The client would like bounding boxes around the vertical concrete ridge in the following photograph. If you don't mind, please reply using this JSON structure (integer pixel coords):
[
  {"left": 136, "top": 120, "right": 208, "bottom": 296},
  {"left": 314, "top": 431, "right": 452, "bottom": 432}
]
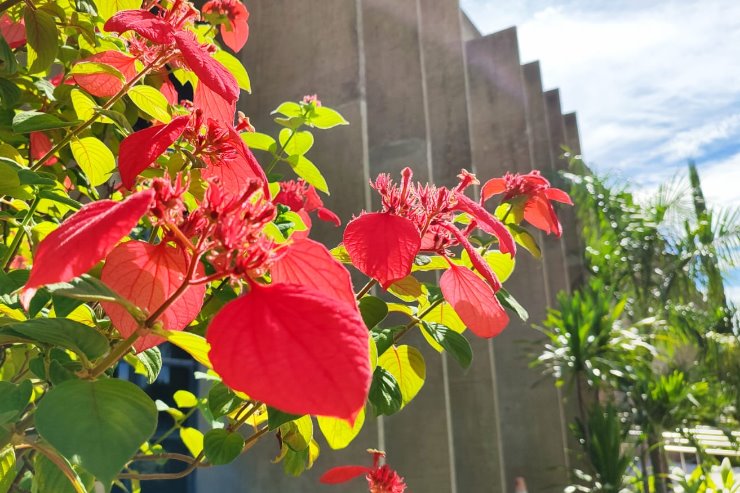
[{"left": 563, "top": 112, "right": 582, "bottom": 156}]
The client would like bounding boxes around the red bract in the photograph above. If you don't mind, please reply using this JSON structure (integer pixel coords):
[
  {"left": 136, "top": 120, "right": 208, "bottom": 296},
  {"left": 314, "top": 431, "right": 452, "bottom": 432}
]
[
  {"left": 21, "top": 189, "right": 155, "bottom": 307},
  {"left": 29, "top": 132, "right": 57, "bottom": 165},
  {"left": 104, "top": 10, "right": 173, "bottom": 45},
  {"left": 481, "top": 170, "right": 573, "bottom": 237},
  {"left": 173, "top": 31, "right": 239, "bottom": 104},
  {"left": 321, "top": 450, "right": 407, "bottom": 493},
  {"left": 439, "top": 263, "right": 509, "bottom": 338},
  {"left": 274, "top": 180, "right": 341, "bottom": 228},
  {"left": 202, "top": 0, "right": 249, "bottom": 52},
  {"left": 70, "top": 51, "right": 138, "bottom": 98},
  {"left": 206, "top": 282, "right": 370, "bottom": 420},
  {"left": 270, "top": 238, "right": 356, "bottom": 307},
  {"left": 0, "top": 14, "right": 25, "bottom": 49},
  {"left": 101, "top": 241, "right": 205, "bottom": 351},
  {"left": 344, "top": 213, "right": 421, "bottom": 289},
  {"left": 118, "top": 116, "right": 190, "bottom": 189},
  {"left": 193, "top": 80, "right": 236, "bottom": 123}
]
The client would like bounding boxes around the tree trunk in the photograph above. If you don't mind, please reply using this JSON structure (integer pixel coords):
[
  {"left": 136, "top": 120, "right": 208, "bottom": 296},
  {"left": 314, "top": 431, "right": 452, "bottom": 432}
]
[{"left": 648, "top": 432, "right": 668, "bottom": 493}]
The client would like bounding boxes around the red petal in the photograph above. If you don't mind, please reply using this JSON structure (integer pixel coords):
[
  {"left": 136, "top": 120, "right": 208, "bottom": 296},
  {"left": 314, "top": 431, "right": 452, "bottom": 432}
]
[
  {"left": 270, "top": 238, "right": 355, "bottom": 307},
  {"left": 480, "top": 178, "right": 507, "bottom": 202},
  {"left": 343, "top": 213, "right": 421, "bottom": 289},
  {"left": 453, "top": 193, "right": 516, "bottom": 256},
  {"left": 207, "top": 282, "right": 370, "bottom": 420},
  {"left": 101, "top": 241, "right": 206, "bottom": 351},
  {"left": 317, "top": 207, "right": 341, "bottom": 226},
  {"left": 320, "top": 466, "right": 372, "bottom": 484},
  {"left": 0, "top": 14, "right": 25, "bottom": 49},
  {"left": 118, "top": 116, "right": 189, "bottom": 189},
  {"left": 440, "top": 264, "right": 509, "bottom": 338},
  {"left": 544, "top": 187, "right": 573, "bottom": 205},
  {"left": 440, "top": 223, "right": 501, "bottom": 291},
  {"left": 174, "top": 31, "right": 239, "bottom": 104},
  {"left": 201, "top": 126, "right": 269, "bottom": 197},
  {"left": 30, "top": 132, "right": 57, "bottom": 165},
  {"left": 523, "top": 195, "right": 562, "bottom": 237},
  {"left": 22, "top": 189, "right": 155, "bottom": 306},
  {"left": 220, "top": 16, "right": 249, "bottom": 52},
  {"left": 104, "top": 10, "right": 173, "bottom": 44},
  {"left": 193, "top": 80, "right": 236, "bottom": 123}
]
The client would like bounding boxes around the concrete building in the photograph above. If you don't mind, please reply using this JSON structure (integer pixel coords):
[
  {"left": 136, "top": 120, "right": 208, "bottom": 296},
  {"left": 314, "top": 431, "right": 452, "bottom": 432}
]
[{"left": 197, "top": 1, "right": 585, "bottom": 492}]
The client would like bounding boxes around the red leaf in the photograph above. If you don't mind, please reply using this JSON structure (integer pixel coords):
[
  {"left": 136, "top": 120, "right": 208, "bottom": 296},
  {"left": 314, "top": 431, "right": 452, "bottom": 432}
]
[
  {"left": 174, "top": 31, "right": 239, "bottom": 104},
  {"left": 207, "top": 282, "right": 370, "bottom": 420},
  {"left": 320, "top": 466, "right": 372, "bottom": 484},
  {"left": 480, "top": 178, "right": 507, "bottom": 202},
  {"left": 0, "top": 14, "right": 25, "bottom": 49},
  {"left": 343, "top": 213, "right": 421, "bottom": 289},
  {"left": 160, "top": 78, "right": 179, "bottom": 105},
  {"left": 104, "top": 10, "right": 173, "bottom": 44},
  {"left": 441, "top": 223, "right": 501, "bottom": 291},
  {"left": 270, "top": 238, "right": 356, "bottom": 307},
  {"left": 29, "top": 132, "right": 57, "bottom": 165},
  {"left": 118, "top": 116, "right": 189, "bottom": 189},
  {"left": 440, "top": 264, "right": 509, "bottom": 338},
  {"left": 101, "top": 241, "right": 206, "bottom": 351},
  {"left": 22, "top": 189, "right": 155, "bottom": 307},
  {"left": 453, "top": 193, "right": 516, "bottom": 256},
  {"left": 201, "top": 126, "right": 268, "bottom": 197},
  {"left": 71, "top": 51, "right": 138, "bottom": 98},
  {"left": 219, "top": 9, "right": 249, "bottom": 52},
  {"left": 193, "top": 80, "right": 236, "bottom": 123}
]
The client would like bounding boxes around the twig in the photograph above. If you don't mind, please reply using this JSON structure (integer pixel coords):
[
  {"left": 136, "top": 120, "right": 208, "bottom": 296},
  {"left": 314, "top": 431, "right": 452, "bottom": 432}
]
[{"left": 356, "top": 279, "right": 378, "bottom": 300}]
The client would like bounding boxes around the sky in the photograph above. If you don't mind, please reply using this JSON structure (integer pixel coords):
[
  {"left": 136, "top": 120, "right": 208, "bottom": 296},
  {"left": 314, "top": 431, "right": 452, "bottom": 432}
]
[{"left": 461, "top": 0, "right": 740, "bottom": 301}]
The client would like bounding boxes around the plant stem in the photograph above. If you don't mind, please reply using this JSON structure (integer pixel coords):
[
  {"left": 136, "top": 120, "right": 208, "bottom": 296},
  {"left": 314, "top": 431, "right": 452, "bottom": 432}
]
[
  {"left": 28, "top": 442, "right": 87, "bottom": 493},
  {"left": 0, "top": 0, "right": 23, "bottom": 13},
  {"left": 264, "top": 130, "right": 295, "bottom": 175},
  {"left": 87, "top": 329, "right": 141, "bottom": 379},
  {"left": 31, "top": 56, "right": 163, "bottom": 171},
  {"left": 355, "top": 279, "right": 377, "bottom": 300},
  {"left": 393, "top": 297, "right": 444, "bottom": 343},
  {"left": 2, "top": 195, "right": 41, "bottom": 271}
]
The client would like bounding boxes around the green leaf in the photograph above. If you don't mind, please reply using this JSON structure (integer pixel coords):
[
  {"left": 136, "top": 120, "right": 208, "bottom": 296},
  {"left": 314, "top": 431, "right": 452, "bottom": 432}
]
[
  {"left": 267, "top": 406, "right": 301, "bottom": 431},
  {"left": 0, "top": 381, "right": 32, "bottom": 425},
  {"left": 96, "top": 109, "right": 134, "bottom": 133},
  {"left": 38, "top": 190, "right": 82, "bottom": 210},
  {"left": 281, "top": 415, "right": 312, "bottom": 452},
  {"left": 509, "top": 224, "right": 541, "bottom": 258},
  {"left": 133, "top": 347, "right": 162, "bottom": 384},
  {"left": 35, "top": 379, "right": 158, "bottom": 485},
  {"left": 358, "top": 296, "right": 388, "bottom": 329},
  {"left": 368, "top": 367, "right": 402, "bottom": 416},
  {"left": 212, "top": 50, "right": 250, "bottom": 92},
  {"left": 309, "top": 106, "right": 348, "bottom": 129},
  {"left": 0, "top": 446, "right": 15, "bottom": 493},
  {"left": 279, "top": 128, "right": 314, "bottom": 156},
  {"left": 317, "top": 407, "right": 365, "bottom": 450},
  {"left": 0, "top": 79, "right": 20, "bottom": 109},
  {"left": 272, "top": 102, "right": 302, "bottom": 118},
  {"left": 0, "top": 159, "right": 29, "bottom": 198},
  {"left": 208, "top": 382, "right": 243, "bottom": 419},
  {"left": 421, "top": 321, "right": 472, "bottom": 369},
  {"left": 0, "top": 35, "right": 17, "bottom": 77},
  {"left": 203, "top": 429, "right": 244, "bottom": 465},
  {"left": 241, "top": 132, "right": 276, "bottom": 153},
  {"left": 95, "top": 0, "right": 141, "bottom": 21},
  {"left": 12, "top": 111, "right": 78, "bottom": 133},
  {"left": 378, "top": 345, "right": 425, "bottom": 407},
  {"left": 32, "top": 453, "right": 92, "bottom": 493},
  {"left": 24, "top": 8, "right": 58, "bottom": 74},
  {"left": 70, "top": 136, "right": 115, "bottom": 186},
  {"left": 496, "top": 287, "right": 528, "bottom": 322},
  {"left": 18, "top": 169, "right": 56, "bottom": 187},
  {"left": 287, "top": 155, "right": 327, "bottom": 193},
  {"left": 370, "top": 325, "right": 403, "bottom": 357},
  {"left": 127, "top": 85, "right": 171, "bottom": 123},
  {"left": 3, "top": 318, "right": 109, "bottom": 362},
  {"left": 173, "top": 390, "right": 198, "bottom": 408}
]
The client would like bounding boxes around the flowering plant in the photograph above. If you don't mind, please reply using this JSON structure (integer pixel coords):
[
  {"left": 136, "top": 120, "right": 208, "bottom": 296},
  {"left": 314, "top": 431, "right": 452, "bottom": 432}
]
[{"left": 0, "top": 0, "right": 570, "bottom": 491}]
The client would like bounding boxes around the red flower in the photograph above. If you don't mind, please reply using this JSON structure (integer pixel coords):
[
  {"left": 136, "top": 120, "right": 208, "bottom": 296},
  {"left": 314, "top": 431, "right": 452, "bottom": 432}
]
[
  {"left": 202, "top": 0, "right": 250, "bottom": 52},
  {"left": 29, "top": 132, "right": 58, "bottom": 165},
  {"left": 320, "top": 450, "right": 407, "bottom": 493},
  {"left": 0, "top": 14, "right": 25, "bottom": 49},
  {"left": 481, "top": 170, "right": 572, "bottom": 237},
  {"left": 274, "top": 180, "right": 341, "bottom": 228}
]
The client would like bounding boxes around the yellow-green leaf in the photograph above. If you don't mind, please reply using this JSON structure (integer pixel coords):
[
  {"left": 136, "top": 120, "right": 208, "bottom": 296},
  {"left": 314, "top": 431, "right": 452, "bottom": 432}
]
[
  {"left": 317, "top": 407, "right": 365, "bottom": 450},
  {"left": 388, "top": 275, "right": 425, "bottom": 302},
  {"left": 95, "top": 0, "right": 141, "bottom": 21},
  {"left": 128, "top": 85, "right": 171, "bottom": 123},
  {"left": 412, "top": 255, "right": 452, "bottom": 272},
  {"left": 180, "top": 427, "right": 204, "bottom": 457},
  {"left": 0, "top": 446, "right": 16, "bottom": 493},
  {"left": 159, "top": 330, "right": 212, "bottom": 369},
  {"left": 213, "top": 50, "right": 250, "bottom": 93},
  {"left": 287, "top": 155, "right": 327, "bottom": 193},
  {"left": 461, "top": 249, "right": 515, "bottom": 283},
  {"left": 173, "top": 390, "right": 198, "bottom": 408},
  {"left": 69, "top": 136, "right": 114, "bottom": 186},
  {"left": 330, "top": 245, "right": 351, "bottom": 263},
  {"left": 70, "top": 89, "right": 113, "bottom": 124},
  {"left": 25, "top": 8, "right": 58, "bottom": 74},
  {"left": 419, "top": 301, "right": 465, "bottom": 352},
  {"left": 281, "top": 415, "right": 313, "bottom": 452},
  {"left": 378, "top": 345, "right": 425, "bottom": 407}
]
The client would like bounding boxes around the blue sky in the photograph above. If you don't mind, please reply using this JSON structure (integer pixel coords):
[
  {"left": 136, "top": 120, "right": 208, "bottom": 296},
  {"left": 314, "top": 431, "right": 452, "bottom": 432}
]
[{"left": 462, "top": 0, "right": 740, "bottom": 303}]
